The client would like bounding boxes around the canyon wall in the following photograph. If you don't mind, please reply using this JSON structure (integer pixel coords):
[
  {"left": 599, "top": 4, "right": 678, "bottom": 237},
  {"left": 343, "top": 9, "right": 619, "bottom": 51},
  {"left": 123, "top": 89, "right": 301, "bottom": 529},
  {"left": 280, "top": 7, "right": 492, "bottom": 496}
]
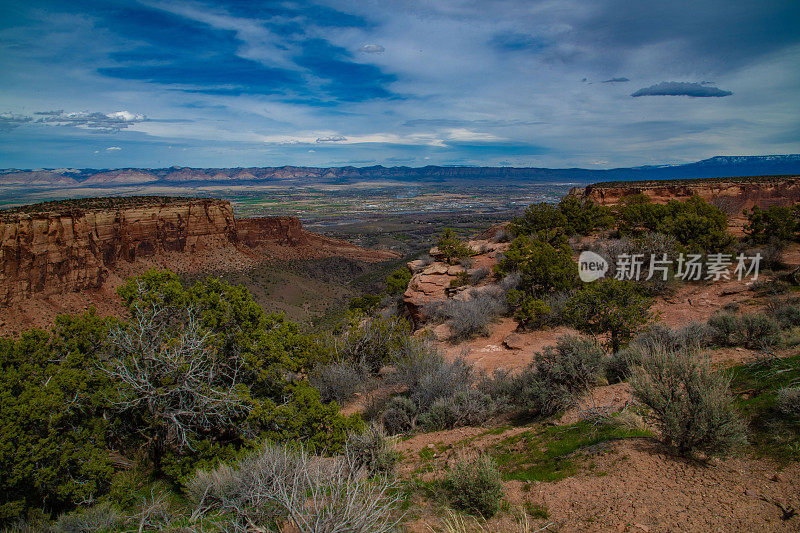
[
  {"left": 0, "top": 199, "right": 369, "bottom": 305},
  {"left": 0, "top": 199, "right": 237, "bottom": 304},
  {"left": 236, "top": 216, "right": 307, "bottom": 246},
  {"left": 570, "top": 177, "right": 800, "bottom": 214}
]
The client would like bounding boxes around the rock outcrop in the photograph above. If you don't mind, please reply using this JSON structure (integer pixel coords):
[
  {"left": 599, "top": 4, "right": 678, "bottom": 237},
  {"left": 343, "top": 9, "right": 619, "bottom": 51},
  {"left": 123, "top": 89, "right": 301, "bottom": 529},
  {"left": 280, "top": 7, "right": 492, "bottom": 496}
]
[
  {"left": 236, "top": 217, "right": 307, "bottom": 246},
  {"left": 403, "top": 236, "right": 508, "bottom": 323},
  {"left": 0, "top": 198, "right": 394, "bottom": 305},
  {"left": 570, "top": 176, "right": 800, "bottom": 215}
]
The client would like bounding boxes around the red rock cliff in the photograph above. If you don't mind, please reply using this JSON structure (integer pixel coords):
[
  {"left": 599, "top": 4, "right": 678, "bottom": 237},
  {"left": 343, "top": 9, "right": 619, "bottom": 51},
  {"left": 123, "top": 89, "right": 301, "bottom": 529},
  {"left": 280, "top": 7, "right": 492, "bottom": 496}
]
[
  {"left": 570, "top": 176, "right": 800, "bottom": 214},
  {"left": 0, "top": 199, "right": 239, "bottom": 304},
  {"left": 236, "top": 217, "right": 307, "bottom": 246}
]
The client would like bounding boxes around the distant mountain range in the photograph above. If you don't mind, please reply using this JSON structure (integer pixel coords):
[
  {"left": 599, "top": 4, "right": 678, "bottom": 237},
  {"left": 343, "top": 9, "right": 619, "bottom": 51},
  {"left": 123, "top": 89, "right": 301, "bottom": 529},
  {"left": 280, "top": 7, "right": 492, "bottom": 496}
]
[{"left": 2, "top": 155, "right": 799, "bottom": 188}]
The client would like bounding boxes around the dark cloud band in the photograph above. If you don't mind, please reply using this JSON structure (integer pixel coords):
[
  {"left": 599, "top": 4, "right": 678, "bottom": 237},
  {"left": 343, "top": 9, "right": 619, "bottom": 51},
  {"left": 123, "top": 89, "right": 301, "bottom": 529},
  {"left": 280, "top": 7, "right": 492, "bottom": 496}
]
[{"left": 631, "top": 81, "right": 733, "bottom": 97}]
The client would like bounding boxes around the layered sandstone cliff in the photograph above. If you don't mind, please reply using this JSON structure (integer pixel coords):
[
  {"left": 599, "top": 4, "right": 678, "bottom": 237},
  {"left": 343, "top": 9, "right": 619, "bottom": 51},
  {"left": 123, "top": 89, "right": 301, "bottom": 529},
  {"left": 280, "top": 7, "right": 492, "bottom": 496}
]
[
  {"left": 570, "top": 176, "right": 800, "bottom": 214},
  {"left": 0, "top": 198, "right": 394, "bottom": 305},
  {"left": 237, "top": 216, "right": 306, "bottom": 246},
  {"left": 0, "top": 199, "right": 237, "bottom": 304}
]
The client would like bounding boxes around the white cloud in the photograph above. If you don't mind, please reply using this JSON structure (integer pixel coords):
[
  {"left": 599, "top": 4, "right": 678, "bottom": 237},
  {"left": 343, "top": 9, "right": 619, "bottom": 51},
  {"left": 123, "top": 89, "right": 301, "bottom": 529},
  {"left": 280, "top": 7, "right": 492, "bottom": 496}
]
[
  {"left": 358, "top": 44, "right": 385, "bottom": 54},
  {"left": 106, "top": 111, "right": 145, "bottom": 121}
]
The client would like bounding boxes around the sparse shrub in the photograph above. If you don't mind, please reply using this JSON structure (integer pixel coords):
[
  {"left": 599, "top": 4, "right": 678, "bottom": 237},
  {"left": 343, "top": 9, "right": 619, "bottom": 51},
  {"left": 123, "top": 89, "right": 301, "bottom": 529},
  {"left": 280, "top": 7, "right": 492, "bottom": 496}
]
[
  {"left": 630, "top": 349, "right": 747, "bottom": 456},
  {"left": 531, "top": 335, "right": 605, "bottom": 404},
  {"left": 708, "top": 312, "right": 739, "bottom": 346},
  {"left": 445, "top": 456, "right": 504, "bottom": 518},
  {"left": 345, "top": 423, "right": 399, "bottom": 476},
  {"left": 776, "top": 387, "right": 800, "bottom": 418},
  {"left": 771, "top": 301, "right": 800, "bottom": 329},
  {"left": 737, "top": 313, "right": 781, "bottom": 349},
  {"left": 708, "top": 312, "right": 780, "bottom": 349},
  {"left": 634, "top": 322, "right": 710, "bottom": 354},
  {"left": 492, "top": 228, "right": 511, "bottom": 243},
  {"left": 542, "top": 290, "right": 575, "bottom": 326},
  {"left": 566, "top": 279, "right": 654, "bottom": 352},
  {"left": 750, "top": 278, "right": 791, "bottom": 296},
  {"left": 328, "top": 315, "right": 415, "bottom": 373},
  {"left": 310, "top": 360, "right": 370, "bottom": 404},
  {"left": 417, "top": 399, "right": 457, "bottom": 431},
  {"left": 740, "top": 239, "right": 786, "bottom": 270},
  {"left": 408, "top": 357, "right": 475, "bottom": 412},
  {"left": 51, "top": 504, "right": 123, "bottom": 533},
  {"left": 385, "top": 267, "right": 412, "bottom": 296},
  {"left": 723, "top": 302, "right": 740, "bottom": 312},
  {"left": 450, "top": 271, "right": 471, "bottom": 288},
  {"left": 606, "top": 408, "right": 646, "bottom": 432},
  {"left": 349, "top": 293, "right": 383, "bottom": 313},
  {"left": 381, "top": 396, "right": 417, "bottom": 435},
  {"left": 387, "top": 340, "right": 477, "bottom": 418},
  {"left": 510, "top": 203, "right": 568, "bottom": 242},
  {"left": 448, "top": 389, "right": 496, "bottom": 427},
  {"left": 487, "top": 335, "right": 605, "bottom": 417},
  {"left": 470, "top": 266, "right": 490, "bottom": 284},
  {"left": 745, "top": 205, "right": 800, "bottom": 244},
  {"left": 436, "top": 288, "right": 507, "bottom": 342},
  {"left": 188, "top": 442, "right": 400, "bottom": 533},
  {"left": 604, "top": 322, "right": 710, "bottom": 384},
  {"left": 556, "top": 195, "right": 615, "bottom": 235},
  {"left": 509, "top": 294, "right": 551, "bottom": 329},
  {"left": 437, "top": 229, "right": 475, "bottom": 264},
  {"left": 589, "top": 233, "right": 679, "bottom": 295},
  {"left": 678, "top": 322, "right": 714, "bottom": 351},
  {"left": 618, "top": 195, "right": 734, "bottom": 253},
  {"left": 498, "top": 272, "right": 521, "bottom": 292},
  {"left": 604, "top": 346, "right": 643, "bottom": 384},
  {"left": 418, "top": 390, "right": 496, "bottom": 431},
  {"left": 495, "top": 236, "right": 578, "bottom": 296},
  {"left": 511, "top": 197, "right": 612, "bottom": 239}
]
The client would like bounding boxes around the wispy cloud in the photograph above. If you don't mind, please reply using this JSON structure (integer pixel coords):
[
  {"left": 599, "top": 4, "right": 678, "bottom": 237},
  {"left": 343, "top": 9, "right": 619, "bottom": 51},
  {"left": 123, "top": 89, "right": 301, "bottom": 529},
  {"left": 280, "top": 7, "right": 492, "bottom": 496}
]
[
  {"left": 0, "top": 113, "right": 33, "bottom": 132},
  {"left": 0, "top": 110, "right": 147, "bottom": 133},
  {"left": 0, "top": 0, "right": 797, "bottom": 168},
  {"left": 358, "top": 44, "right": 385, "bottom": 53}
]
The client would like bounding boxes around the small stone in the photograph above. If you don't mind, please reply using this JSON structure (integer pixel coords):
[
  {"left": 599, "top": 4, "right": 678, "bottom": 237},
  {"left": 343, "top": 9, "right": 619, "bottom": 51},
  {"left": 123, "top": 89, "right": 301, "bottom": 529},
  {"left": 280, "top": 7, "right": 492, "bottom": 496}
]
[
  {"left": 377, "top": 365, "right": 396, "bottom": 378},
  {"left": 432, "top": 323, "right": 451, "bottom": 341},
  {"left": 423, "top": 263, "right": 449, "bottom": 275},
  {"left": 503, "top": 333, "right": 525, "bottom": 350},
  {"left": 407, "top": 259, "right": 428, "bottom": 273}
]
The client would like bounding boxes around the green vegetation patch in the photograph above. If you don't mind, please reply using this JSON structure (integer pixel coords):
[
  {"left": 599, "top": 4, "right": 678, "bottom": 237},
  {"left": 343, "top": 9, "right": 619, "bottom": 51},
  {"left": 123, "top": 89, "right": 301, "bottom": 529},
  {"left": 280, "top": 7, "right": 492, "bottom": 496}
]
[
  {"left": 490, "top": 420, "right": 652, "bottom": 483},
  {"left": 730, "top": 353, "right": 800, "bottom": 462}
]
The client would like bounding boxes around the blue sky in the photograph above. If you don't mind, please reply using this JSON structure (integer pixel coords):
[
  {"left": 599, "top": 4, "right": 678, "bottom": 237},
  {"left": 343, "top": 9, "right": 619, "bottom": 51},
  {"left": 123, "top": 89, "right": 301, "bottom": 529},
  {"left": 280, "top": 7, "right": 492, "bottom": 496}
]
[{"left": 1, "top": 0, "right": 799, "bottom": 169}]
